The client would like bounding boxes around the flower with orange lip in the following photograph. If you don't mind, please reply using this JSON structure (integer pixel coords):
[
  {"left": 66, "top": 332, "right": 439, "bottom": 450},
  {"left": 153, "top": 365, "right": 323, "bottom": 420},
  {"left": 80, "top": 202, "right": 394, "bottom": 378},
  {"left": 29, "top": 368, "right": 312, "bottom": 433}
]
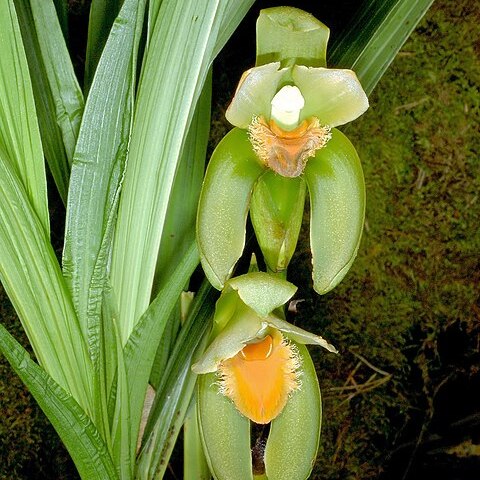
[
  {"left": 193, "top": 271, "right": 337, "bottom": 480},
  {"left": 197, "top": 7, "right": 369, "bottom": 296},
  {"left": 192, "top": 272, "right": 336, "bottom": 424}
]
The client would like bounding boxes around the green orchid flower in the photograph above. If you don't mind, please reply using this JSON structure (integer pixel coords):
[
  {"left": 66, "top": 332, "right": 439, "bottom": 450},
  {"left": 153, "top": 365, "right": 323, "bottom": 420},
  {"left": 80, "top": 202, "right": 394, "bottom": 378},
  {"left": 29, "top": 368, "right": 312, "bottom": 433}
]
[
  {"left": 197, "top": 7, "right": 368, "bottom": 294},
  {"left": 192, "top": 272, "right": 336, "bottom": 480}
]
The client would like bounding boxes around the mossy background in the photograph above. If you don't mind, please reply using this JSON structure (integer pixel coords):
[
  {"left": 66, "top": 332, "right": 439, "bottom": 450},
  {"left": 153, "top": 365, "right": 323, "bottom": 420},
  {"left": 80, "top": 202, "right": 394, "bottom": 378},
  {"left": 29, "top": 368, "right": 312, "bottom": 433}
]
[{"left": 1, "top": 0, "right": 479, "bottom": 478}]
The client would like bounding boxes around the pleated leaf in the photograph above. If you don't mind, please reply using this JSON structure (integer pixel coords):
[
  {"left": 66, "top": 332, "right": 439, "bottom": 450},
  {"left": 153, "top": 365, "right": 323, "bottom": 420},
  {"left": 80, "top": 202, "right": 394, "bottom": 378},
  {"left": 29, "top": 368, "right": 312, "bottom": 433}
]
[
  {"left": 0, "top": 0, "right": 49, "bottom": 232},
  {"left": 84, "top": 0, "right": 123, "bottom": 92},
  {"left": 13, "top": 0, "right": 71, "bottom": 203},
  {"left": 0, "top": 148, "right": 94, "bottom": 416},
  {"left": 136, "top": 282, "right": 216, "bottom": 478},
  {"left": 122, "top": 241, "right": 200, "bottom": 466},
  {"left": 29, "top": 0, "right": 84, "bottom": 166},
  {"left": 63, "top": 0, "right": 146, "bottom": 367},
  {"left": 0, "top": 325, "right": 118, "bottom": 480},
  {"left": 149, "top": 75, "right": 212, "bottom": 388},
  {"left": 110, "top": 0, "right": 254, "bottom": 344},
  {"left": 153, "top": 73, "right": 212, "bottom": 293},
  {"left": 329, "top": 0, "right": 435, "bottom": 95}
]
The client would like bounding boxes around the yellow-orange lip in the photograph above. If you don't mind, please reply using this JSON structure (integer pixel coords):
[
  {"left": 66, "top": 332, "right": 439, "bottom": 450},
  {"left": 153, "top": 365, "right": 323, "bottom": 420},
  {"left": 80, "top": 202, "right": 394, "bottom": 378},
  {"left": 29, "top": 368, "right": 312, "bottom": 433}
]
[
  {"left": 218, "top": 331, "right": 301, "bottom": 424},
  {"left": 248, "top": 116, "right": 331, "bottom": 177}
]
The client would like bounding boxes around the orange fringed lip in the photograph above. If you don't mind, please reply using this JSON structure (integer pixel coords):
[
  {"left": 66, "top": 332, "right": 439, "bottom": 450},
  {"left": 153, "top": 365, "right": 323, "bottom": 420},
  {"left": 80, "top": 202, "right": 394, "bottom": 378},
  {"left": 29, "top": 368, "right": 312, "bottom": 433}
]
[
  {"left": 218, "top": 331, "right": 301, "bottom": 424},
  {"left": 248, "top": 116, "right": 331, "bottom": 178}
]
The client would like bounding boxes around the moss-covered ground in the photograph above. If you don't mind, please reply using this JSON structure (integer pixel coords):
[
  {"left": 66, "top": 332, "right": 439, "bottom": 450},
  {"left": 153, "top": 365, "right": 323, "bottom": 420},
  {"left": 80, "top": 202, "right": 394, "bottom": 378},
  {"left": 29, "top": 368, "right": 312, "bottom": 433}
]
[
  {"left": 1, "top": 0, "right": 479, "bottom": 478},
  {"left": 298, "top": 1, "right": 479, "bottom": 478}
]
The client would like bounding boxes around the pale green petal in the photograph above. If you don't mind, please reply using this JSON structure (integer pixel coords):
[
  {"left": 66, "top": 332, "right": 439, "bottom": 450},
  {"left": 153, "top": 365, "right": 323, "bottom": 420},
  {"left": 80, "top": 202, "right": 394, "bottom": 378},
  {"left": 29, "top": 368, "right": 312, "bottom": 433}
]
[
  {"left": 225, "top": 62, "right": 286, "bottom": 128},
  {"left": 191, "top": 305, "right": 266, "bottom": 374},
  {"left": 266, "top": 316, "right": 337, "bottom": 353},
  {"left": 197, "top": 373, "right": 252, "bottom": 480},
  {"left": 293, "top": 65, "right": 368, "bottom": 127},
  {"left": 304, "top": 129, "right": 365, "bottom": 295},
  {"left": 265, "top": 344, "right": 321, "bottom": 480},
  {"left": 212, "top": 289, "right": 239, "bottom": 334},
  {"left": 226, "top": 272, "right": 297, "bottom": 317},
  {"left": 197, "top": 128, "right": 264, "bottom": 290}
]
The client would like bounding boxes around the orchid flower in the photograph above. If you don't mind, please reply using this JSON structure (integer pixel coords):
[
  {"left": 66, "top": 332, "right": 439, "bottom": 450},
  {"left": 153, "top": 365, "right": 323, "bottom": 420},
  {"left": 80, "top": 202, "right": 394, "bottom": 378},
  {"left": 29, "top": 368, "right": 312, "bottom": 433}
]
[
  {"left": 197, "top": 7, "right": 368, "bottom": 294},
  {"left": 192, "top": 272, "right": 336, "bottom": 479}
]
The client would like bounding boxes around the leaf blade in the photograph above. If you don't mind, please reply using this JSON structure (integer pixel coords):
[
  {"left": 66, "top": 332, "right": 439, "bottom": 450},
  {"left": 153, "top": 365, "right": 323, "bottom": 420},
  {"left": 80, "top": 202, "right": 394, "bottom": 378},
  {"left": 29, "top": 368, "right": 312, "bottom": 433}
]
[
  {"left": 0, "top": 324, "right": 118, "bottom": 480},
  {"left": 0, "top": 147, "right": 94, "bottom": 416},
  {"left": 329, "top": 0, "right": 435, "bottom": 95},
  {"left": 110, "top": 0, "right": 254, "bottom": 342},
  {"left": 63, "top": 0, "right": 147, "bottom": 366},
  {"left": 13, "top": 0, "right": 71, "bottom": 203},
  {"left": 0, "top": 0, "right": 49, "bottom": 231},
  {"left": 29, "top": 0, "right": 84, "bottom": 164}
]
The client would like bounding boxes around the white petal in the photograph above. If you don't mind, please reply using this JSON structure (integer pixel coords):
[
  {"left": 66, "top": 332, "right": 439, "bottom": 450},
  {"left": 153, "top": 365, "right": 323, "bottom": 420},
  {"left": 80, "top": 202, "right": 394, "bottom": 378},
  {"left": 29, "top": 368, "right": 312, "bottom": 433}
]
[
  {"left": 293, "top": 65, "right": 369, "bottom": 127},
  {"left": 225, "top": 62, "right": 286, "bottom": 128},
  {"left": 192, "top": 307, "right": 267, "bottom": 374}
]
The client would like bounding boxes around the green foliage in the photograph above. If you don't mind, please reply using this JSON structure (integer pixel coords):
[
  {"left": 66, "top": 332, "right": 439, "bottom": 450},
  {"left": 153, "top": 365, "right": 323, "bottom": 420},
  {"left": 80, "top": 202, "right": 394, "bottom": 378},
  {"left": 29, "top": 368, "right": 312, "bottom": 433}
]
[{"left": 2, "top": 0, "right": 476, "bottom": 478}]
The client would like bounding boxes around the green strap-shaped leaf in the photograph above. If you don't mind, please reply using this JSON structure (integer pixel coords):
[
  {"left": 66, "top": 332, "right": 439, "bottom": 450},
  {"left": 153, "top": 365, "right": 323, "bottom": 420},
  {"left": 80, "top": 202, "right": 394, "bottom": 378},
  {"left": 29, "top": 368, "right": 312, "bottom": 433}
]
[
  {"left": 149, "top": 74, "right": 212, "bottom": 389},
  {"left": 212, "top": 0, "right": 255, "bottom": 60},
  {"left": 63, "top": 0, "right": 147, "bottom": 367},
  {"left": 329, "top": 0, "right": 435, "bottom": 95},
  {"left": 0, "top": 0, "right": 49, "bottom": 232},
  {"left": 136, "top": 281, "right": 216, "bottom": 478},
  {"left": 110, "top": 0, "right": 254, "bottom": 343},
  {"left": 123, "top": 241, "right": 199, "bottom": 465},
  {"left": 0, "top": 324, "right": 118, "bottom": 480},
  {"left": 197, "top": 128, "right": 264, "bottom": 290},
  {"left": 52, "top": 0, "right": 68, "bottom": 38},
  {"left": 265, "top": 344, "right": 321, "bottom": 480},
  {"left": 197, "top": 373, "right": 253, "bottom": 480},
  {"left": 0, "top": 148, "right": 94, "bottom": 415},
  {"left": 84, "top": 0, "right": 123, "bottom": 92},
  {"left": 154, "top": 72, "right": 212, "bottom": 294},
  {"left": 13, "top": 0, "right": 71, "bottom": 203},
  {"left": 110, "top": 320, "right": 133, "bottom": 479},
  {"left": 304, "top": 128, "right": 365, "bottom": 295},
  {"left": 29, "top": 0, "right": 84, "bottom": 165}
]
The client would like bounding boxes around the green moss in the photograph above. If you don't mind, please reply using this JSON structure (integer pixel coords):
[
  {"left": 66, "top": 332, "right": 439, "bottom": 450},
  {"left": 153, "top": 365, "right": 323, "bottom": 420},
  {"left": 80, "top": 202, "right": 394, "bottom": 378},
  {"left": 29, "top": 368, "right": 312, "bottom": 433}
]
[{"left": 290, "top": 0, "right": 480, "bottom": 477}]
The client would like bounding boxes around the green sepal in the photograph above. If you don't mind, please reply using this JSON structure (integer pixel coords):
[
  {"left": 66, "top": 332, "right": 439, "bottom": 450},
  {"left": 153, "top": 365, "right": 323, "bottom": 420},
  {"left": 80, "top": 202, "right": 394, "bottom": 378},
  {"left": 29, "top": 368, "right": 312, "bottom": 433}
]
[
  {"left": 265, "top": 344, "right": 321, "bottom": 480},
  {"left": 256, "top": 7, "right": 330, "bottom": 68},
  {"left": 250, "top": 172, "right": 306, "bottom": 273},
  {"left": 226, "top": 271, "right": 297, "bottom": 318},
  {"left": 197, "top": 372, "right": 253, "bottom": 480},
  {"left": 304, "top": 128, "right": 365, "bottom": 294},
  {"left": 197, "top": 128, "right": 264, "bottom": 290}
]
